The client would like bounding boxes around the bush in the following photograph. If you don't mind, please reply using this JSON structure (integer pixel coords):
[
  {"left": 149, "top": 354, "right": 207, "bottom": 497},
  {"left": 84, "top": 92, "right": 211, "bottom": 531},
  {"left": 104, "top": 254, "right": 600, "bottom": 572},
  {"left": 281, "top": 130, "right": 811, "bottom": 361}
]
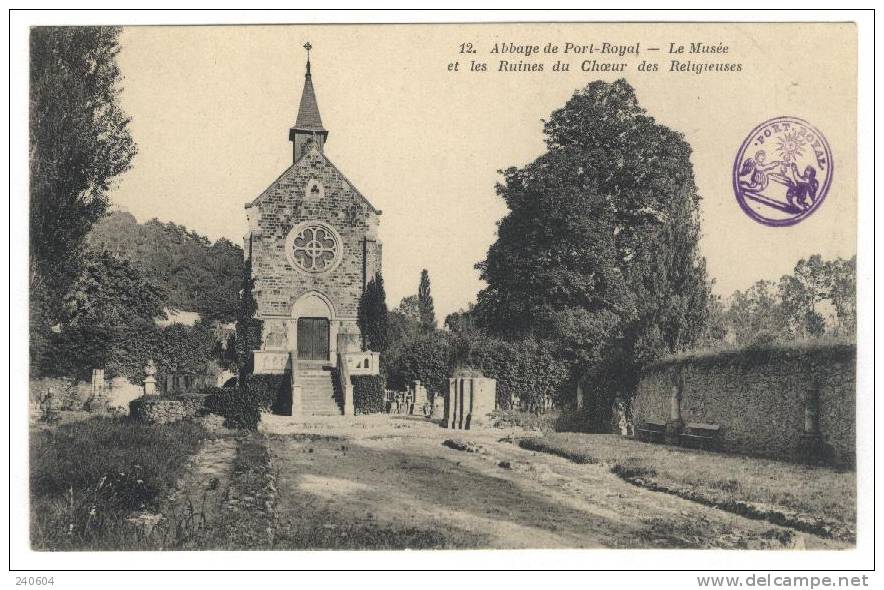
[
  {"left": 385, "top": 330, "right": 570, "bottom": 412},
  {"left": 465, "top": 336, "right": 569, "bottom": 411},
  {"left": 203, "top": 386, "right": 260, "bottom": 430},
  {"left": 384, "top": 331, "right": 452, "bottom": 394},
  {"left": 353, "top": 375, "right": 385, "bottom": 414},
  {"left": 246, "top": 374, "right": 290, "bottom": 414}
]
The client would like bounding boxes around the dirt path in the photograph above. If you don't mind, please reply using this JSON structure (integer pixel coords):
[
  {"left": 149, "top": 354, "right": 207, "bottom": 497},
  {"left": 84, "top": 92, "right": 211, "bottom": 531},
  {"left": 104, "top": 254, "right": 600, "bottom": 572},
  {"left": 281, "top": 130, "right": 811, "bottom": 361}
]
[
  {"left": 160, "top": 433, "right": 239, "bottom": 548},
  {"left": 261, "top": 416, "right": 848, "bottom": 550}
]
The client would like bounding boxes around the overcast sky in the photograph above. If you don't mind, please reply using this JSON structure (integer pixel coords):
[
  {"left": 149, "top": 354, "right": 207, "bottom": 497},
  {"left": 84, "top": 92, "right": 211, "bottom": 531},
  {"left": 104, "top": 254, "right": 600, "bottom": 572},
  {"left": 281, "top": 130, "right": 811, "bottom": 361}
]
[{"left": 109, "top": 24, "right": 857, "bottom": 320}]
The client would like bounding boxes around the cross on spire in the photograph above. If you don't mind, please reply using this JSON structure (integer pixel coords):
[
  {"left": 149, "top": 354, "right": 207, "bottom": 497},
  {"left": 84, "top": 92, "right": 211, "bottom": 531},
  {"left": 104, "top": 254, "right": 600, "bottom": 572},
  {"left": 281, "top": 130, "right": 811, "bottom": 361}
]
[{"left": 290, "top": 41, "right": 327, "bottom": 162}]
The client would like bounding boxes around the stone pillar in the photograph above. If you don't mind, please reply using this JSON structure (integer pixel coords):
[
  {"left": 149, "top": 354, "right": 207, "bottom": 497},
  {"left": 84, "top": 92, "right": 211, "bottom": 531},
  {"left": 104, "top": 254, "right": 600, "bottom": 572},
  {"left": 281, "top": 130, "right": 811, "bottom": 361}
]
[
  {"left": 290, "top": 356, "right": 302, "bottom": 417},
  {"left": 286, "top": 320, "right": 297, "bottom": 353},
  {"left": 413, "top": 380, "right": 428, "bottom": 407},
  {"left": 328, "top": 320, "right": 339, "bottom": 366},
  {"left": 666, "top": 370, "right": 684, "bottom": 444},
  {"left": 444, "top": 376, "right": 496, "bottom": 429},
  {"left": 143, "top": 360, "right": 158, "bottom": 396},
  {"left": 799, "top": 383, "right": 823, "bottom": 459},
  {"left": 342, "top": 383, "right": 354, "bottom": 416}
]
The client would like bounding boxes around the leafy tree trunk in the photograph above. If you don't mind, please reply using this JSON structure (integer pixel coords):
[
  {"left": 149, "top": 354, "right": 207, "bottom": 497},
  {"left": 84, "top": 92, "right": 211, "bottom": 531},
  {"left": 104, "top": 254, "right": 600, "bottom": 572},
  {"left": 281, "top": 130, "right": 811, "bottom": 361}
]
[
  {"left": 235, "top": 259, "right": 262, "bottom": 381},
  {"left": 358, "top": 272, "right": 389, "bottom": 353},
  {"left": 29, "top": 26, "right": 136, "bottom": 377},
  {"left": 30, "top": 26, "right": 136, "bottom": 308}
]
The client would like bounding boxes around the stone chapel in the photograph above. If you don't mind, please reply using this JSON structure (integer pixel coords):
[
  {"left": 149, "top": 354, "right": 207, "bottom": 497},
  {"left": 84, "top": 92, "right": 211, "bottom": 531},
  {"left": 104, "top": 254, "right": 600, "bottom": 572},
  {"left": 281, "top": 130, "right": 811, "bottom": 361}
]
[{"left": 244, "top": 48, "right": 382, "bottom": 416}]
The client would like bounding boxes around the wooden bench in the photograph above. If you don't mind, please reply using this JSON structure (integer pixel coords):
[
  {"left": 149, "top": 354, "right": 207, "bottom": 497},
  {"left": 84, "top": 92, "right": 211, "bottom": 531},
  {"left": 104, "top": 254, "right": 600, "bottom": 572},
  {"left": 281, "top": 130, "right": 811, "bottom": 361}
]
[
  {"left": 680, "top": 422, "right": 721, "bottom": 450},
  {"left": 635, "top": 419, "right": 667, "bottom": 444}
]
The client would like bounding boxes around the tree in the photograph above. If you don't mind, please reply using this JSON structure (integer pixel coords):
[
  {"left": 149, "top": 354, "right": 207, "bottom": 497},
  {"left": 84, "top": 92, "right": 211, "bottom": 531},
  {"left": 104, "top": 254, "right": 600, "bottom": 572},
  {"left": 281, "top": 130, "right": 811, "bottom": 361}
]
[
  {"left": 358, "top": 272, "right": 389, "bottom": 353},
  {"left": 444, "top": 305, "right": 479, "bottom": 335},
  {"left": 30, "top": 27, "right": 136, "bottom": 307},
  {"left": 396, "top": 295, "right": 421, "bottom": 323},
  {"left": 827, "top": 256, "right": 857, "bottom": 336},
  {"left": 234, "top": 259, "right": 262, "bottom": 378},
  {"left": 726, "top": 280, "right": 787, "bottom": 345},
  {"left": 779, "top": 255, "right": 828, "bottom": 339},
  {"left": 49, "top": 250, "right": 165, "bottom": 380},
  {"left": 87, "top": 212, "right": 244, "bottom": 322},
  {"left": 475, "top": 79, "right": 710, "bottom": 376},
  {"left": 418, "top": 269, "right": 436, "bottom": 330}
]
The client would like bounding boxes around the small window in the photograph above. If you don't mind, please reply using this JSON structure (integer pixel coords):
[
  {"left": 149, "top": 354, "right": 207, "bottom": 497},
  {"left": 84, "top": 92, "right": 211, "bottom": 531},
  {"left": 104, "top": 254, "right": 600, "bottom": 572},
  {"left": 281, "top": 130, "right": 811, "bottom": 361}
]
[{"left": 305, "top": 179, "right": 324, "bottom": 199}]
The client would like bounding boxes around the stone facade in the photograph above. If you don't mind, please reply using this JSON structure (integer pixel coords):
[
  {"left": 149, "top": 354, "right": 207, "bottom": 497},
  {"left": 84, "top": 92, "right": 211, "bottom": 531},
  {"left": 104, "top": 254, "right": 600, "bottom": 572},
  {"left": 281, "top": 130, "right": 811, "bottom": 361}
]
[
  {"left": 244, "top": 57, "right": 381, "bottom": 366},
  {"left": 444, "top": 377, "right": 497, "bottom": 430}
]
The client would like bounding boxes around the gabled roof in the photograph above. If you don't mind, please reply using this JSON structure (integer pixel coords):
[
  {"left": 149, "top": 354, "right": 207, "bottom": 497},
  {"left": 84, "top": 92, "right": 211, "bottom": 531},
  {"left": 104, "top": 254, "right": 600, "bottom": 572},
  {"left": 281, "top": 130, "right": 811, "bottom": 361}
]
[{"left": 245, "top": 147, "right": 380, "bottom": 215}]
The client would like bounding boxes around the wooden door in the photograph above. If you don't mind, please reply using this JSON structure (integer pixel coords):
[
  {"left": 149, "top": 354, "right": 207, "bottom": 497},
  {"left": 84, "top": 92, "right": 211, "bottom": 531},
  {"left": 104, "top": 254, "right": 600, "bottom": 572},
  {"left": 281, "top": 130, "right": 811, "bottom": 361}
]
[{"left": 297, "top": 317, "right": 330, "bottom": 360}]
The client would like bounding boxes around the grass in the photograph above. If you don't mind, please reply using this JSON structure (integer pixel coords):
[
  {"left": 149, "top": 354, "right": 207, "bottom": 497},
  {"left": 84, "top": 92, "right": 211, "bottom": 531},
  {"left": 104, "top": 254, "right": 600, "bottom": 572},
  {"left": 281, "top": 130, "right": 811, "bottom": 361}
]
[
  {"left": 489, "top": 408, "right": 562, "bottom": 432},
  {"left": 519, "top": 433, "right": 856, "bottom": 542},
  {"left": 207, "top": 435, "right": 276, "bottom": 550},
  {"left": 30, "top": 416, "right": 209, "bottom": 550}
]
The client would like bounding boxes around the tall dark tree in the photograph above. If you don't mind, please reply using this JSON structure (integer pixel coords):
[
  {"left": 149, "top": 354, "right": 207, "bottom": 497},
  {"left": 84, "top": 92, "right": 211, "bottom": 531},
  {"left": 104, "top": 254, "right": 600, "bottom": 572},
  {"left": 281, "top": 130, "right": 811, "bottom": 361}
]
[
  {"left": 475, "top": 79, "right": 710, "bottom": 391},
  {"left": 475, "top": 80, "right": 710, "bottom": 409},
  {"left": 234, "top": 259, "right": 262, "bottom": 378},
  {"left": 30, "top": 27, "right": 136, "bottom": 305},
  {"left": 418, "top": 269, "right": 436, "bottom": 330},
  {"left": 358, "top": 272, "right": 389, "bottom": 353}
]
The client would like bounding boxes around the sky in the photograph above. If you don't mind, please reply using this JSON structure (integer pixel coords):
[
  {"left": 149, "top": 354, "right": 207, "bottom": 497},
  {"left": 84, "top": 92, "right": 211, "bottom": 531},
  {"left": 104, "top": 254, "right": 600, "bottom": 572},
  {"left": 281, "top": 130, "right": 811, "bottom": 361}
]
[{"left": 109, "top": 24, "right": 857, "bottom": 320}]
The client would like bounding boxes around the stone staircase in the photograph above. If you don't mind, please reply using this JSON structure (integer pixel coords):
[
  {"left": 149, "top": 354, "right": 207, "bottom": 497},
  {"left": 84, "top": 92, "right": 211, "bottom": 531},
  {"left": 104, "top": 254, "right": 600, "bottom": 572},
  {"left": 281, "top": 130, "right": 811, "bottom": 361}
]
[{"left": 295, "top": 362, "right": 343, "bottom": 416}]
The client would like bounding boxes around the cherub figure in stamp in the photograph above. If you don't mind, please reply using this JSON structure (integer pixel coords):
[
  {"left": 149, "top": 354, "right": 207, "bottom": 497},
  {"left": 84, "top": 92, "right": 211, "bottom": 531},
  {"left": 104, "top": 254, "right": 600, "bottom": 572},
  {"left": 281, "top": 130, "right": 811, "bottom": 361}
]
[
  {"left": 738, "top": 149, "right": 783, "bottom": 192},
  {"left": 733, "top": 117, "right": 833, "bottom": 227}
]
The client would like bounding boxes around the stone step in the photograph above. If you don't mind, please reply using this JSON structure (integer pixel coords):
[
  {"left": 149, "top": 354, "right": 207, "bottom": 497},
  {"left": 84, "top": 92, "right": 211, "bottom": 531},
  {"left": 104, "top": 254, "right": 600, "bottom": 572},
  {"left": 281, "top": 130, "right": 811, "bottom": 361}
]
[
  {"left": 301, "top": 387, "right": 335, "bottom": 394},
  {"left": 293, "top": 369, "right": 341, "bottom": 416}
]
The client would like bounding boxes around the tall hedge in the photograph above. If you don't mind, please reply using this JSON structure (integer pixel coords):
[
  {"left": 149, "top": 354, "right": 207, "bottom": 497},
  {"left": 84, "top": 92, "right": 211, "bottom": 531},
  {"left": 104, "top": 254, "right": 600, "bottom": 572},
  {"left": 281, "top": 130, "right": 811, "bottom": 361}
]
[
  {"left": 384, "top": 330, "right": 569, "bottom": 412},
  {"left": 465, "top": 336, "right": 569, "bottom": 411},
  {"left": 384, "top": 331, "right": 452, "bottom": 393},
  {"left": 353, "top": 375, "right": 385, "bottom": 414}
]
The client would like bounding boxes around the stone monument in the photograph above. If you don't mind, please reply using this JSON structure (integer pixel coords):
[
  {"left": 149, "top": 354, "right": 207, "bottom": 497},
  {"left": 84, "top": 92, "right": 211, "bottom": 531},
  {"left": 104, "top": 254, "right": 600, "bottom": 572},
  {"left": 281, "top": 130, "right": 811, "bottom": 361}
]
[{"left": 143, "top": 360, "right": 158, "bottom": 396}]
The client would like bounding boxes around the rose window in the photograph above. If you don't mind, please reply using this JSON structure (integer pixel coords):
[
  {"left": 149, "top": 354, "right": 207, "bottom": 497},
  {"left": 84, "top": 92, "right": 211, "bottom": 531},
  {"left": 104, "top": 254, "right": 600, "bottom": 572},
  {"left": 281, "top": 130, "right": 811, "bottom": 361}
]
[{"left": 286, "top": 222, "right": 342, "bottom": 274}]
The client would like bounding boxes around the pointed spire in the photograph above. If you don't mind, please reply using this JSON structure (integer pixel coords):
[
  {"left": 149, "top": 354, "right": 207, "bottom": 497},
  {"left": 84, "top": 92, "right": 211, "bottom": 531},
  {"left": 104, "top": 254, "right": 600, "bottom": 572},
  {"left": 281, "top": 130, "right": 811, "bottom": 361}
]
[
  {"left": 293, "top": 42, "right": 325, "bottom": 133},
  {"left": 289, "top": 42, "right": 329, "bottom": 163}
]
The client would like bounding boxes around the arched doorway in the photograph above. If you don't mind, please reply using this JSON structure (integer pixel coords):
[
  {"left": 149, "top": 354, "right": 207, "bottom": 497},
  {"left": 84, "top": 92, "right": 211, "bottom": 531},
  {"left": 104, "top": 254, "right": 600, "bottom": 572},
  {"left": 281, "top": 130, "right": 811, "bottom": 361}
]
[{"left": 290, "top": 291, "right": 337, "bottom": 362}]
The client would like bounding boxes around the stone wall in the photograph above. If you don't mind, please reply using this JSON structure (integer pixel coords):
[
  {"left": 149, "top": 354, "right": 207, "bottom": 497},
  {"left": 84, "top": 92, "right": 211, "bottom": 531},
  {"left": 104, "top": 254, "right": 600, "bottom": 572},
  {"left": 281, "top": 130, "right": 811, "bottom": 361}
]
[
  {"left": 632, "top": 342, "right": 855, "bottom": 465},
  {"left": 246, "top": 147, "right": 381, "bottom": 322},
  {"left": 129, "top": 395, "right": 205, "bottom": 424}
]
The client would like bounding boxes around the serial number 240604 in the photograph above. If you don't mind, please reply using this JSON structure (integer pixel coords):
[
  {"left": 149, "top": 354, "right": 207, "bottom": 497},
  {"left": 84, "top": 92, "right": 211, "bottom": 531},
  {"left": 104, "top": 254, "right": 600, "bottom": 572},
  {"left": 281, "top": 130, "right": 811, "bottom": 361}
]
[{"left": 15, "top": 577, "right": 54, "bottom": 586}]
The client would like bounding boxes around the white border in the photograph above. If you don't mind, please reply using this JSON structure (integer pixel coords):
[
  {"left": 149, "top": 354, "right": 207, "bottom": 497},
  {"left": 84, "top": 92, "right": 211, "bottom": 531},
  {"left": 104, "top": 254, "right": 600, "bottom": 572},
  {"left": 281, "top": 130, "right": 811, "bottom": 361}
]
[{"left": 6, "top": 7, "right": 877, "bottom": 579}]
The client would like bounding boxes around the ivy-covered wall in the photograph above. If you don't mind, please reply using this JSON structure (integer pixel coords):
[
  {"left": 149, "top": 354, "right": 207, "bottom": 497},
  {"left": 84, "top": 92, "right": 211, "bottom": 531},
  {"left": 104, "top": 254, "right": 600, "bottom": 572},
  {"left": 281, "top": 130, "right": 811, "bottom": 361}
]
[{"left": 632, "top": 342, "right": 856, "bottom": 465}]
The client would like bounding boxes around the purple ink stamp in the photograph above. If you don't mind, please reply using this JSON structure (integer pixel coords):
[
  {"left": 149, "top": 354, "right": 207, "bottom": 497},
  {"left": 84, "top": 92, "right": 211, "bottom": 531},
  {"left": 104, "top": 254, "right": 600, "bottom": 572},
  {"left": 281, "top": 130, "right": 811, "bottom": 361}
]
[{"left": 733, "top": 116, "right": 833, "bottom": 227}]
